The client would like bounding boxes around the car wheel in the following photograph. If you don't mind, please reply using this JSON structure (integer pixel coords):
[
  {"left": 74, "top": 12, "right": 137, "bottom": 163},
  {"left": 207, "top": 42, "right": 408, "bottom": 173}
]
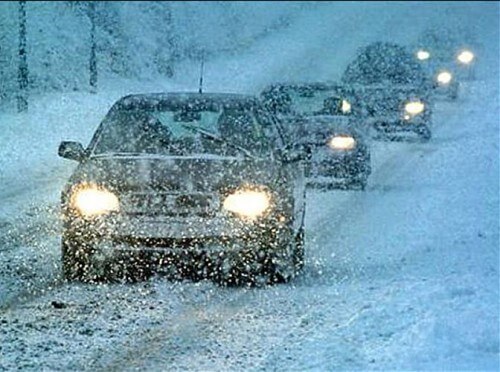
[
  {"left": 61, "top": 233, "right": 96, "bottom": 282},
  {"left": 61, "top": 233, "right": 116, "bottom": 282},
  {"left": 347, "top": 175, "right": 368, "bottom": 191},
  {"left": 215, "top": 224, "right": 300, "bottom": 287},
  {"left": 293, "top": 227, "right": 305, "bottom": 271},
  {"left": 416, "top": 125, "right": 431, "bottom": 142},
  {"left": 449, "top": 84, "right": 459, "bottom": 100},
  {"left": 358, "top": 178, "right": 368, "bottom": 190}
]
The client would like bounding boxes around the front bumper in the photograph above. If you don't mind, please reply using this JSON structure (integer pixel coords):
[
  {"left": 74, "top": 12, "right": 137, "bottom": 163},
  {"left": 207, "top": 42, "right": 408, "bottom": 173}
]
[
  {"left": 368, "top": 115, "right": 429, "bottom": 134},
  {"left": 63, "top": 211, "right": 288, "bottom": 253},
  {"left": 307, "top": 146, "right": 370, "bottom": 179},
  {"left": 309, "top": 158, "right": 368, "bottom": 178}
]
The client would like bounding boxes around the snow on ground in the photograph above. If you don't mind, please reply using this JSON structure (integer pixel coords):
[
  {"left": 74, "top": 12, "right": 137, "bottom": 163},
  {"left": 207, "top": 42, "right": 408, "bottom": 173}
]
[
  {"left": 0, "top": 2, "right": 498, "bottom": 371},
  {"left": 0, "top": 76, "right": 498, "bottom": 370}
]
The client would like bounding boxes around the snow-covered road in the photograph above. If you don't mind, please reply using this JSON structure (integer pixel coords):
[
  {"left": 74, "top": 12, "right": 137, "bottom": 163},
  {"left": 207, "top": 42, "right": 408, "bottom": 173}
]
[
  {"left": 1, "top": 3, "right": 498, "bottom": 370},
  {"left": 1, "top": 78, "right": 498, "bottom": 370}
]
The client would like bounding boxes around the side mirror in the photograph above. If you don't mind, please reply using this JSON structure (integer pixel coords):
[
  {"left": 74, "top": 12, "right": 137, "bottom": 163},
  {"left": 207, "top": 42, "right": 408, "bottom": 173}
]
[{"left": 58, "top": 141, "right": 85, "bottom": 161}]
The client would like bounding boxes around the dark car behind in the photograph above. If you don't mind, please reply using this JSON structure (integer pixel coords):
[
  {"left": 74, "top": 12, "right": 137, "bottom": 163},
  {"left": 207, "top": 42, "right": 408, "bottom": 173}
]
[
  {"left": 259, "top": 82, "right": 370, "bottom": 189},
  {"left": 342, "top": 42, "right": 434, "bottom": 141},
  {"left": 292, "top": 115, "right": 371, "bottom": 190}
]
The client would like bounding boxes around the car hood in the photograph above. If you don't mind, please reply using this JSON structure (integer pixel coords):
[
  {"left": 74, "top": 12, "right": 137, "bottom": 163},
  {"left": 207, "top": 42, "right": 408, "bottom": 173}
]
[
  {"left": 349, "top": 84, "right": 432, "bottom": 114},
  {"left": 66, "top": 154, "right": 281, "bottom": 194}
]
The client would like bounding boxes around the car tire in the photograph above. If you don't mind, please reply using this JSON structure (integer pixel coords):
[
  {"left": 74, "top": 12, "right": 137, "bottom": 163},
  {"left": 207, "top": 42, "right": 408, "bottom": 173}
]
[
  {"left": 61, "top": 233, "right": 117, "bottom": 283},
  {"left": 449, "top": 83, "right": 459, "bottom": 100},
  {"left": 358, "top": 178, "right": 368, "bottom": 190},
  {"left": 215, "top": 224, "right": 302, "bottom": 287},
  {"left": 61, "top": 234, "right": 95, "bottom": 282},
  {"left": 293, "top": 227, "right": 305, "bottom": 272},
  {"left": 416, "top": 125, "right": 432, "bottom": 142},
  {"left": 346, "top": 174, "right": 368, "bottom": 191}
]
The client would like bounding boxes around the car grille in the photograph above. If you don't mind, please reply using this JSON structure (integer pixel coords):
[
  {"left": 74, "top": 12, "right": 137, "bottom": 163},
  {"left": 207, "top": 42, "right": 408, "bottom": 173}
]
[{"left": 122, "top": 193, "right": 218, "bottom": 217}]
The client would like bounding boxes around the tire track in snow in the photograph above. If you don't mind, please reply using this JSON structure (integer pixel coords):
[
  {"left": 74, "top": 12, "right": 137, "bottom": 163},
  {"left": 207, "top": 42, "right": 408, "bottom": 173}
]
[{"left": 91, "top": 284, "right": 263, "bottom": 371}]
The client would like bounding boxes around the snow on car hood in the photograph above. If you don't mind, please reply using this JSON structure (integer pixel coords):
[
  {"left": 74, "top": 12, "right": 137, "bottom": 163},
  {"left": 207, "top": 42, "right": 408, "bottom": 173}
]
[{"left": 66, "top": 154, "right": 281, "bottom": 193}]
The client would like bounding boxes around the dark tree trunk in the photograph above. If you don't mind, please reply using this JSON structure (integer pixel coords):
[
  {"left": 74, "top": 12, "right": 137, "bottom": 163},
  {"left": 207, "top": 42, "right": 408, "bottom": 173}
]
[
  {"left": 17, "top": 0, "right": 28, "bottom": 112},
  {"left": 89, "top": 1, "right": 97, "bottom": 93}
]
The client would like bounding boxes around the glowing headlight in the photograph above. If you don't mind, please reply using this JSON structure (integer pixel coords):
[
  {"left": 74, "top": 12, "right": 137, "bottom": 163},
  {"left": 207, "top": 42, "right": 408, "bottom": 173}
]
[
  {"left": 328, "top": 135, "right": 356, "bottom": 150},
  {"left": 404, "top": 101, "right": 425, "bottom": 116},
  {"left": 457, "top": 50, "right": 474, "bottom": 64},
  {"left": 341, "top": 99, "right": 352, "bottom": 114},
  {"left": 223, "top": 189, "right": 271, "bottom": 220},
  {"left": 416, "top": 49, "right": 430, "bottom": 61},
  {"left": 72, "top": 185, "right": 119, "bottom": 216},
  {"left": 437, "top": 71, "right": 453, "bottom": 85}
]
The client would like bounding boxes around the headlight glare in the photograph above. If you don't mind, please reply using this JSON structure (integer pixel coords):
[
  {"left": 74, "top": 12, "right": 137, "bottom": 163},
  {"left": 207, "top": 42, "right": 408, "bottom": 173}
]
[
  {"left": 341, "top": 99, "right": 352, "bottom": 114},
  {"left": 416, "top": 49, "right": 430, "bottom": 61},
  {"left": 223, "top": 189, "right": 271, "bottom": 220},
  {"left": 437, "top": 71, "right": 452, "bottom": 85},
  {"left": 72, "top": 185, "right": 120, "bottom": 216},
  {"left": 328, "top": 135, "right": 356, "bottom": 150},
  {"left": 404, "top": 101, "right": 425, "bottom": 116},
  {"left": 457, "top": 50, "right": 474, "bottom": 64}
]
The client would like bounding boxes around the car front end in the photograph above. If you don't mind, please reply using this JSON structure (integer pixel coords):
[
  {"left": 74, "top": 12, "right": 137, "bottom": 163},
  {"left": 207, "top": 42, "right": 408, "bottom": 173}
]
[
  {"left": 357, "top": 86, "right": 433, "bottom": 141},
  {"left": 291, "top": 116, "right": 371, "bottom": 190},
  {"left": 59, "top": 93, "right": 306, "bottom": 285},
  {"left": 61, "top": 154, "right": 297, "bottom": 282}
]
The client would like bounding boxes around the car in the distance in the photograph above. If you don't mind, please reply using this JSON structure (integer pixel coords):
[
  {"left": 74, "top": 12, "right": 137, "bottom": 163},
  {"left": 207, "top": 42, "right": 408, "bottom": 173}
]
[
  {"left": 58, "top": 92, "right": 307, "bottom": 286},
  {"left": 260, "top": 82, "right": 356, "bottom": 121},
  {"left": 342, "top": 42, "right": 434, "bottom": 141},
  {"left": 260, "top": 82, "right": 370, "bottom": 189},
  {"left": 292, "top": 115, "right": 371, "bottom": 190},
  {"left": 414, "top": 26, "right": 479, "bottom": 81}
]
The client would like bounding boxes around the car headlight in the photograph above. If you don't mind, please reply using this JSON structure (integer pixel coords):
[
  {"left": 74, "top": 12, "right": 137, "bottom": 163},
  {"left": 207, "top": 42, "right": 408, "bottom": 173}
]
[
  {"left": 71, "top": 185, "right": 120, "bottom": 216},
  {"left": 437, "top": 71, "right": 453, "bottom": 85},
  {"left": 416, "top": 49, "right": 430, "bottom": 61},
  {"left": 223, "top": 188, "right": 271, "bottom": 220},
  {"left": 328, "top": 135, "right": 356, "bottom": 150},
  {"left": 404, "top": 101, "right": 425, "bottom": 116},
  {"left": 457, "top": 50, "right": 474, "bottom": 64},
  {"left": 341, "top": 99, "right": 352, "bottom": 114}
]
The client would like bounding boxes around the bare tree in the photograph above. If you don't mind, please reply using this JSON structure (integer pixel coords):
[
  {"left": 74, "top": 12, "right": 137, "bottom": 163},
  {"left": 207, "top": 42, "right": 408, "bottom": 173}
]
[
  {"left": 89, "top": 1, "right": 97, "bottom": 93},
  {"left": 17, "top": 0, "right": 28, "bottom": 112}
]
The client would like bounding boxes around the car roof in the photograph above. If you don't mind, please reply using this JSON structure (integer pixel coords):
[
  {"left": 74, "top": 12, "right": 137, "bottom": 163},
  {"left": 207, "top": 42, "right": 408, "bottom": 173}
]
[
  {"left": 261, "top": 81, "right": 342, "bottom": 93},
  {"left": 114, "top": 92, "right": 261, "bottom": 110}
]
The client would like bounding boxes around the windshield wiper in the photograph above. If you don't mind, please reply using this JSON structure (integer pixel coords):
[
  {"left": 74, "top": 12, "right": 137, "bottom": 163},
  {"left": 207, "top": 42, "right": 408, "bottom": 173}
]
[{"left": 180, "top": 123, "right": 255, "bottom": 159}]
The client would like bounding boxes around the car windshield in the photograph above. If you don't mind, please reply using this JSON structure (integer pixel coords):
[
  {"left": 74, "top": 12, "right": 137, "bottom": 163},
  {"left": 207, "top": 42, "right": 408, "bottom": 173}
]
[
  {"left": 92, "top": 105, "right": 271, "bottom": 156},
  {"left": 342, "top": 42, "right": 428, "bottom": 86},
  {"left": 262, "top": 86, "right": 344, "bottom": 117},
  {"left": 288, "top": 89, "right": 341, "bottom": 116}
]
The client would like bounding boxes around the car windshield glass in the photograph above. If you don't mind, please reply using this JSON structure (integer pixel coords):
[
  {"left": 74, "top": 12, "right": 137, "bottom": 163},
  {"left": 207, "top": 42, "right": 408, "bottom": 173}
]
[
  {"left": 342, "top": 43, "right": 427, "bottom": 86},
  {"left": 286, "top": 88, "right": 339, "bottom": 116},
  {"left": 92, "top": 105, "right": 270, "bottom": 156}
]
